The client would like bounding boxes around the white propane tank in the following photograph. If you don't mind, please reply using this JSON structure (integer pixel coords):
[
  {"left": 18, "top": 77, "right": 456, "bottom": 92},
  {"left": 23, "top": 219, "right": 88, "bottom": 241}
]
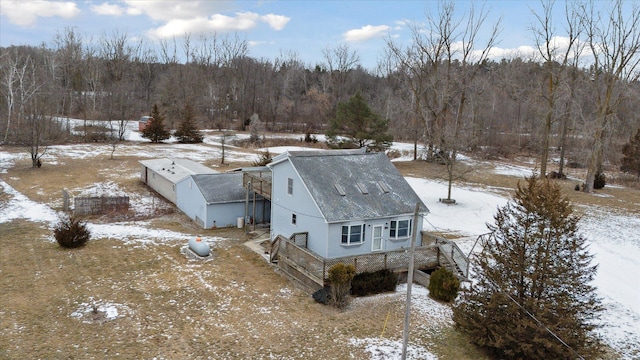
[
  {"left": 237, "top": 217, "right": 244, "bottom": 228},
  {"left": 188, "top": 236, "right": 210, "bottom": 257}
]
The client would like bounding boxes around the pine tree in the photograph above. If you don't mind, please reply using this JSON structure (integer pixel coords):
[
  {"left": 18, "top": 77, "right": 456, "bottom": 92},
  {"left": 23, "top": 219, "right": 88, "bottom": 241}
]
[
  {"left": 452, "top": 175, "right": 602, "bottom": 359},
  {"left": 621, "top": 128, "right": 640, "bottom": 179},
  {"left": 326, "top": 92, "right": 393, "bottom": 152},
  {"left": 174, "top": 103, "right": 203, "bottom": 143},
  {"left": 141, "top": 104, "right": 170, "bottom": 143}
]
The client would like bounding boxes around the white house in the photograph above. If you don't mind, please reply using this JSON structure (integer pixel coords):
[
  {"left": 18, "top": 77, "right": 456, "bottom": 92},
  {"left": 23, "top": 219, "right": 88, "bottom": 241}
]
[{"left": 267, "top": 148, "right": 429, "bottom": 259}]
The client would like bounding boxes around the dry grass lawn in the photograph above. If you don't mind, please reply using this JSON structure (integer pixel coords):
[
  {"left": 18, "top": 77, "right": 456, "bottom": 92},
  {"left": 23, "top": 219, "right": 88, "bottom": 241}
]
[{"left": 1, "top": 146, "right": 490, "bottom": 360}]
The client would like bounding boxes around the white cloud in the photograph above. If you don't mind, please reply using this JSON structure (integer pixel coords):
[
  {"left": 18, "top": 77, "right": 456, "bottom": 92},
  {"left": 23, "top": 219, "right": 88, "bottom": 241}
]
[
  {"left": 0, "top": 0, "right": 80, "bottom": 26},
  {"left": 249, "top": 40, "right": 274, "bottom": 47},
  {"left": 91, "top": 2, "right": 125, "bottom": 16},
  {"left": 483, "top": 45, "right": 538, "bottom": 60},
  {"left": 343, "top": 25, "right": 390, "bottom": 42},
  {"left": 261, "top": 13, "right": 290, "bottom": 31},
  {"left": 122, "top": 0, "right": 233, "bottom": 21},
  {"left": 148, "top": 11, "right": 289, "bottom": 39}
]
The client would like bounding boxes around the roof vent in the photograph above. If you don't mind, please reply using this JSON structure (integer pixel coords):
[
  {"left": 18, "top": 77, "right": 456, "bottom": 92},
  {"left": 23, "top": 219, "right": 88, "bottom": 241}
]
[
  {"left": 335, "top": 184, "right": 346, "bottom": 196},
  {"left": 356, "top": 182, "right": 368, "bottom": 194},
  {"left": 377, "top": 181, "right": 391, "bottom": 193}
]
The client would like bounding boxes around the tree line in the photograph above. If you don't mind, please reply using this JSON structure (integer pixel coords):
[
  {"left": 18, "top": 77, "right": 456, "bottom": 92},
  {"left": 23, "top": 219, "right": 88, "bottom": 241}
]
[{"left": 1, "top": 0, "right": 640, "bottom": 191}]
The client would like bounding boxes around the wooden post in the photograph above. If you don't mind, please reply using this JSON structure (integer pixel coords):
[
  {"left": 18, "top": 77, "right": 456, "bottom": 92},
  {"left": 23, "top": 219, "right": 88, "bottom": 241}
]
[{"left": 402, "top": 202, "right": 421, "bottom": 359}]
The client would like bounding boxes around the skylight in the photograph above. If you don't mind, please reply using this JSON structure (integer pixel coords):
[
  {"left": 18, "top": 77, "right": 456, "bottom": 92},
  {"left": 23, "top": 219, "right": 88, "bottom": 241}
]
[
  {"left": 335, "top": 184, "right": 346, "bottom": 196},
  {"left": 356, "top": 182, "right": 368, "bottom": 194}
]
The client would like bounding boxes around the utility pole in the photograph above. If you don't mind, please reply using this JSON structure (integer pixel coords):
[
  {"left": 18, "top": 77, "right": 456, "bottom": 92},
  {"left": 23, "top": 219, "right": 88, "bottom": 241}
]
[{"left": 402, "top": 202, "right": 421, "bottom": 359}]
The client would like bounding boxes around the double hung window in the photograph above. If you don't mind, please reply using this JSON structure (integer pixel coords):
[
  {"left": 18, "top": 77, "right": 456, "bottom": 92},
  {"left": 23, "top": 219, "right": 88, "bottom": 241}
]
[
  {"left": 341, "top": 224, "right": 364, "bottom": 245},
  {"left": 390, "top": 219, "right": 412, "bottom": 239}
]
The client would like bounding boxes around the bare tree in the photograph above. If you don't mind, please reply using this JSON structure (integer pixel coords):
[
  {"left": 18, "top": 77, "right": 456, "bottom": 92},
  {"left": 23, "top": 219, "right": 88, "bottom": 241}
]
[
  {"left": 99, "top": 30, "right": 133, "bottom": 140},
  {"left": 322, "top": 43, "right": 360, "bottom": 103},
  {"left": 1, "top": 50, "right": 42, "bottom": 144},
  {"left": 580, "top": 0, "right": 640, "bottom": 192},
  {"left": 52, "top": 27, "right": 84, "bottom": 117},
  {"left": 531, "top": 0, "right": 582, "bottom": 177},
  {"left": 387, "top": 0, "right": 500, "bottom": 201}
]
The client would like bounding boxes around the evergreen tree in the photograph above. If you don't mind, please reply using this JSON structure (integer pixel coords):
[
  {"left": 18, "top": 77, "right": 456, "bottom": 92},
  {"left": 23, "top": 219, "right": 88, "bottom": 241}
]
[
  {"left": 174, "top": 103, "right": 203, "bottom": 143},
  {"left": 621, "top": 128, "right": 640, "bottom": 179},
  {"left": 326, "top": 92, "right": 393, "bottom": 152},
  {"left": 141, "top": 104, "right": 170, "bottom": 143},
  {"left": 452, "top": 175, "right": 602, "bottom": 359}
]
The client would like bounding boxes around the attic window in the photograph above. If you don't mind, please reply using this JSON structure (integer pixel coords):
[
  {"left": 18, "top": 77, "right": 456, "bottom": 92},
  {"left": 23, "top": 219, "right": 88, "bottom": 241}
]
[
  {"left": 377, "top": 181, "right": 391, "bottom": 193},
  {"left": 334, "top": 184, "right": 346, "bottom": 196},
  {"left": 356, "top": 182, "right": 368, "bottom": 194}
]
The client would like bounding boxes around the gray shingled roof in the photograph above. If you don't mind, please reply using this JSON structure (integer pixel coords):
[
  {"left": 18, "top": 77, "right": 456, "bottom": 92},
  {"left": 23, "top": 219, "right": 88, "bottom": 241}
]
[
  {"left": 191, "top": 173, "right": 247, "bottom": 204},
  {"left": 288, "top": 151, "right": 429, "bottom": 222}
]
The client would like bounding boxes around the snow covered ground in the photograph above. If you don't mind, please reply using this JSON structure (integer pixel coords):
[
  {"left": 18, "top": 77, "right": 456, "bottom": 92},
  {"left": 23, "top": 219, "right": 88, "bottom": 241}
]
[{"left": 1, "top": 120, "right": 638, "bottom": 358}]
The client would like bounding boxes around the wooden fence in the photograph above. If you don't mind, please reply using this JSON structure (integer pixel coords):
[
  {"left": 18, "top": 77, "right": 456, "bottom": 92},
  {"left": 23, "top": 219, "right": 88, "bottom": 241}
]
[{"left": 74, "top": 196, "right": 129, "bottom": 216}]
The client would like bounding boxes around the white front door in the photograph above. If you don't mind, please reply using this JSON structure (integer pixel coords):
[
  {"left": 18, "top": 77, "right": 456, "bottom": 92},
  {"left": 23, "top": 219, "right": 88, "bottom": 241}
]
[{"left": 372, "top": 225, "right": 383, "bottom": 251}]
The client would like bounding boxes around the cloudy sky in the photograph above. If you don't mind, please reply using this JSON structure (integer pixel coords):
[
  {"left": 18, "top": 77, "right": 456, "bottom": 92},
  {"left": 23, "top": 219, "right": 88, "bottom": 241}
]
[{"left": 0, "top": 0, "right": 601, "bottom": 69}]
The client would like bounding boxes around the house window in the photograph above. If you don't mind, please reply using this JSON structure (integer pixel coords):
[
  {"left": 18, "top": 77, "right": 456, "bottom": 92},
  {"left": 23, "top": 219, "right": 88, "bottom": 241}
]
[
  {"left": 172, "top": 184, "right": 175, "bottom": 192},
  {"left": 292, "top": 213, "right": 297, "bottom": 225},
  {"left": 390, "top": 219, "right": 412, "bottom": 239},
  {"left": 287, "top": 178, "right": 293, "bottom": 195},
  {"left": 341, "top": 224, "right": 365, "bottom": 245}
]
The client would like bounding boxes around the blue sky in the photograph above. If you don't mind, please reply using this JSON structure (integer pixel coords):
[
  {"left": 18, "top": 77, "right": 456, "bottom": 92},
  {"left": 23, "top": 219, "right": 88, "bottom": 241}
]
[{"left": 0, "top": 1, "right": 584, "bottom": 69}]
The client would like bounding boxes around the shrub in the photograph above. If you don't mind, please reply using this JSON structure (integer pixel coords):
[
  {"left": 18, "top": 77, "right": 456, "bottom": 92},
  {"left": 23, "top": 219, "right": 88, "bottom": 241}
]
[
  {"left": 328, "top": 263, "right": 356, "bottom": 309},
  {"left": 54, "top": 215, "right": 91, "bottom": 248},
  {"left": 351, "top": 269, "right": 398, "bottom": 296},
  {"left": 594, "top": 172, "right": 606, "bottom": 189},
  {"left": 428, "top": 267, "right": 460, "bottom": 302},
  {"left": 312, "top": 286, "right": 332, "bottom": 305},
  {"left": 304, "top": 132, "right": 318, "bottom": 143}
]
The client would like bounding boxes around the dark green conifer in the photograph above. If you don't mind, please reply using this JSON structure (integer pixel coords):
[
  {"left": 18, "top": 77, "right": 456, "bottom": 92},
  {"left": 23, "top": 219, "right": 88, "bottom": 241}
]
[
  {"left": 141, "top": 104, "right": 170, "bottom": 143},
  {"left": 453, "top": 175, "right": 602, "bottom": 359},
  {"left": 174, "top": 103, "right": 203, "bottom": 143}
]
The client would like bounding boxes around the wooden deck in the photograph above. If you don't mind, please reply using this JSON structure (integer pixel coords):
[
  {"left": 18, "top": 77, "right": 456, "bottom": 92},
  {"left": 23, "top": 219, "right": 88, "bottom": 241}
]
[
  {"left": 271, "top": 232, "right": 470, "bottom": 291},
  {"left": 243, "top": 171, "right": 272, "bottom": 200}
]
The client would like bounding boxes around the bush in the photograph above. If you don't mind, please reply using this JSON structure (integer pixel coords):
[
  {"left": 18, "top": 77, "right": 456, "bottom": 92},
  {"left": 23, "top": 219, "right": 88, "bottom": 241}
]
[
  {"left": 328, "top": 263, "right": 356, "bottom": 309},
  {"left": 428, "top": 267, "right": 460, "bottom": 302},
  {"left": 351, "top": 269, "right": 398, "bottom": 296},
  {"left": 594, "top": 172, "right": 606, "bottom": 189},
  {"left": 312, "top": 286, "right": 332, "bottom": 305},
  {"left": 54, "top": 215, "right": 91, "bottom": 248}
]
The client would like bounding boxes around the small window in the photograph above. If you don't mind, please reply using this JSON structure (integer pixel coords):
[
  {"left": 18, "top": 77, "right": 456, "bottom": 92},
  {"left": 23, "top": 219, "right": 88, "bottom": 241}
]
[
  {"left": 341, "top": 224, "right": 365, "bottom": 245},
  {"left": 356, "top": 182, "right": 368, "bottom": 194},
  {"left": 172, "top": 184, "right": 176, "bottom": 192},
  {"left": 390, "top": 219, "right": 412, "bottom": 239},
  {"left": 335, "top": 184, "right": 346, "bottom": 196},
  {"left": 292, "top": 213, "right": 297, "bottom": 225},
  {"left": 287, "top": 178, "right": 293, "bottom": 195},
  {"left": 152, "top": 173, "right": 156, "bottom": 179}
]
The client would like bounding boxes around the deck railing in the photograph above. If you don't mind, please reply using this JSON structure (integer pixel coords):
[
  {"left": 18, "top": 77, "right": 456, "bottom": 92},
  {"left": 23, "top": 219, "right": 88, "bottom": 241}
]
[
  {"left": 430, "top": 235, "right": 470, "bottom": 279},
  {"left": 276, "top": 237, "right": 441, "bottom": 287}
]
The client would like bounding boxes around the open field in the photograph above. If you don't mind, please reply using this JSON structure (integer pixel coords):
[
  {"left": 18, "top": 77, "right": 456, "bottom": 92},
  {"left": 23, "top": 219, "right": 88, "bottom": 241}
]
[{"left": 1, "top": 125, "right": 639, "bottom": 359}]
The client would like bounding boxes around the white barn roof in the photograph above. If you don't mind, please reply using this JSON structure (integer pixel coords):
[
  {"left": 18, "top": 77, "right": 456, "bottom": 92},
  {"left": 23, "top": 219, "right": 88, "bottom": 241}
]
[{"left": 139, "top": 158, "right": 216, "bottom": 183}]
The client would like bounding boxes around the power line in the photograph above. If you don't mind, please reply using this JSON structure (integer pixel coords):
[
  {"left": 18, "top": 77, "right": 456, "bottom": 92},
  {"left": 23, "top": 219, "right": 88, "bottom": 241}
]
[{"left": 486, "top": 278, "right": 586, "bottom": 360}]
